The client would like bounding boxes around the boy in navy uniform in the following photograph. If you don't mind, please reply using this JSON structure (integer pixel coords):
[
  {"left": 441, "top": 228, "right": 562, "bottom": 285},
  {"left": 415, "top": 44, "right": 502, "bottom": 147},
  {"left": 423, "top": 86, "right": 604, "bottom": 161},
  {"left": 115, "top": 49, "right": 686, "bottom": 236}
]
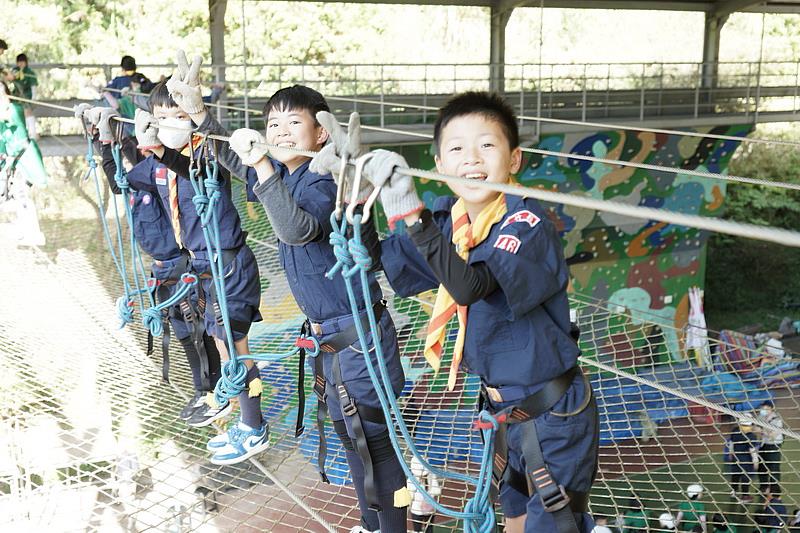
[
  {"left": 77, "top": 103, "right": 224, "bottom": 428},
  {"left": 126, "top": 81, "right": 267, "bottom": 465},
  {"left": 351, "top": 92, "right": 599, "bottom": 533},
  {"left": 166, "top": 50, "right": 408, "bottom": 533}
]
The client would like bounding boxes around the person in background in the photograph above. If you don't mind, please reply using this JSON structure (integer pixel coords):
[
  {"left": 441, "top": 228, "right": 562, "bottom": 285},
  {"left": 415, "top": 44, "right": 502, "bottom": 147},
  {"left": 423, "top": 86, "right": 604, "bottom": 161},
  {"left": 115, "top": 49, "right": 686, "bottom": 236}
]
[{"left": 11, "top": 53, "right": 38, "bottom": 139}]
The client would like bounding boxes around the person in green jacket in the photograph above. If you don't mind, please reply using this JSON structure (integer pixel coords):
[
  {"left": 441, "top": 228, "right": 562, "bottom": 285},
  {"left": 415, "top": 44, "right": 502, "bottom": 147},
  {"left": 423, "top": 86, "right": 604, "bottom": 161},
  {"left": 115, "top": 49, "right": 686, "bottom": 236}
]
[
  {"left": 0, "top": 80, "right": 46, "bottom": 245},
  {"left": 11, "top": 53, "right": 38, "bottom": 139},
  {"left": 676, "top": 484, "right": 707, "bottom": 532},
  {"left": 623, "top": 498, "right": 650, "bottom": 532}
]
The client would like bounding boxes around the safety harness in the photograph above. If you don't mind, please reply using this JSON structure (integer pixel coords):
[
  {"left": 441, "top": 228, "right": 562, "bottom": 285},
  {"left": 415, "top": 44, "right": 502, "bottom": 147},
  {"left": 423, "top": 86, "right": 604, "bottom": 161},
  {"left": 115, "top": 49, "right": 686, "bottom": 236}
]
[{"left": 475, "top": 366, "right": 598, "bottom": 533}]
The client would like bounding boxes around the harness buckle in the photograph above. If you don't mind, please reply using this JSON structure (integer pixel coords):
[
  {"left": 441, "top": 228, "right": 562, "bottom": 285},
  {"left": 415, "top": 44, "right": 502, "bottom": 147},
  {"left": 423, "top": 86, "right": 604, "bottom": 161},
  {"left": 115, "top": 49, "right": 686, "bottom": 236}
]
[
  {"left": 473, "top": 411, "right": 508, "bottom": 430},
  {"left": 530, "top": 467, "right": 571, "bottom": 513},
  {"left": 338, "top": 385, "right": 358, "bottom": 417}
]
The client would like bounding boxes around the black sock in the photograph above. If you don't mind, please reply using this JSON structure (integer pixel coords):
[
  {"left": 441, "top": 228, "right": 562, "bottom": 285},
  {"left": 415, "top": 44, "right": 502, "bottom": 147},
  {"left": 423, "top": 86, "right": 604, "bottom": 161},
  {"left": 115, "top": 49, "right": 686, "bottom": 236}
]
[{"left": 178, "top": 336, "right": 203, "bottom": 391}]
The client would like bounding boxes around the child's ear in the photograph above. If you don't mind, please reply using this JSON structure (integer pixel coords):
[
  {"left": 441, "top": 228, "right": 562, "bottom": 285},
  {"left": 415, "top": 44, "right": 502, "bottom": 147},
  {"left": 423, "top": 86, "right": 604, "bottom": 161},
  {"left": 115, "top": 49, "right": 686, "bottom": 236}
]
[
  {"left": 509, "top": 147, "right": 522, "bottom": 174},
  {"left": 434, "top": 154, "right": 443, "bottom": 174},
  {"left": 316, "top": 125, "right": 329, "bottom": 145}
]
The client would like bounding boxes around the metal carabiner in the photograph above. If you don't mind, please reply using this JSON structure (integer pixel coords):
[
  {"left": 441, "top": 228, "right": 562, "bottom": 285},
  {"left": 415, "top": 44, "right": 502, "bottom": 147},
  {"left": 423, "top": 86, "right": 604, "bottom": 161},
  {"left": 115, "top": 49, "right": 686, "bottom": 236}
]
[
  {"left": 345, "top": 152, "right": 378, "bottom": 225},
  {"left": 333, "top": 154, "right": 350, "bottom": 221}
]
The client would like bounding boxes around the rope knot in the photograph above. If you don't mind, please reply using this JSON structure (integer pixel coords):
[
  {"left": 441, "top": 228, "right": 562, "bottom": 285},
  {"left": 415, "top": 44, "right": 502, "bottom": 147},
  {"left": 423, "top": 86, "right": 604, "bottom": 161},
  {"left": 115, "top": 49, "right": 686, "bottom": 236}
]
[
  {"left": 142, "top": 307, "right": 164, "bottom": 337},
  {"left": 116, "top": 296, "right": 134, "bottom": 328},
  {"left": 325, "top": 227, "right": 354, "bottom": 279},
  {"left": 214, "top": 359, "right": 248, "bottom": 407},
  {"left": 192, "top": 193, "right": 210, "bottom": 215}
]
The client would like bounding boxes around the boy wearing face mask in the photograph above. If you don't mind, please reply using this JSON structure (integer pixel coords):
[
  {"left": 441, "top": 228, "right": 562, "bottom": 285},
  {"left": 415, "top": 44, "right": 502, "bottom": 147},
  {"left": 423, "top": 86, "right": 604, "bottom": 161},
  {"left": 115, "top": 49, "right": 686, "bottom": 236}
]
[
  {"left": 128, "top": 81, "right": 267, "bottom": 465},
  {"left": 757, "top": 400, "right": 783, "bottom": 497},
  {"left": 76, "top": 103, "right": 224, "bottom": 429},
  {"left": 165, "top": 48, "right": 409, "bottom": 533}
]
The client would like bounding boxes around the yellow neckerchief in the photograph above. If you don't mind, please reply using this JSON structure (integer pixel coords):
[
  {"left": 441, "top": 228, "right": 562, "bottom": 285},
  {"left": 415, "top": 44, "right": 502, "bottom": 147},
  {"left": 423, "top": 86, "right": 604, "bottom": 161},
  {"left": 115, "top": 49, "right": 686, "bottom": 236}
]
[{"left": 423, "top": 192, "right": 507, "bottom": 390}]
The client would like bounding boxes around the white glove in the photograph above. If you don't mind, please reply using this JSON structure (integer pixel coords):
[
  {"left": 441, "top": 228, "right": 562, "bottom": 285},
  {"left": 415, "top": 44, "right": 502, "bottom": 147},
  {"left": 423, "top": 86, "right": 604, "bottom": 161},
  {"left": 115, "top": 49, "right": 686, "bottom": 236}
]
[
  {"left": 166, "top": 50, "right": 205, "bottom": 115},
  {"left": 74, "top": 103, "right": 92, "bottom": 121},
  {"left": 229, "top": 128, "right": 267, "bottom": 166},
  {"left": 94, "top": 108, "right": 119, "bottom": 144},
  {"left": 365, "top": 149, "right": 424, "bottom": 230},
  {"left": 134, "top": 108, "right": 161, "bottom": 150},
  {"left": 311, "top": 111, "right": 365, "bottom": 178}
]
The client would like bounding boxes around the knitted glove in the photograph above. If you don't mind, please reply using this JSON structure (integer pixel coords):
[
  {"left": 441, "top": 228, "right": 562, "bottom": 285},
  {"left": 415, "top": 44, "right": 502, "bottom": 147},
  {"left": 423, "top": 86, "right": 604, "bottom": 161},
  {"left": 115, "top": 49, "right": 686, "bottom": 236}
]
[
  {"left": 134, "top": 108, "right": 162, "bottom": 150},
  {"left": 311, "top": 111, "right": 372, "bottom": 203},
  {"left": 364, "top": 149, "right": 423, "bottom": 230},
  {"left": 229, "top": 128, "right": 268, "bottom": 166},
  {"left": 166, "top": 50, "right": 205, "bottom": 115},
  {"left": 95, "top": 108, "right": 119, "bottom": 144}
]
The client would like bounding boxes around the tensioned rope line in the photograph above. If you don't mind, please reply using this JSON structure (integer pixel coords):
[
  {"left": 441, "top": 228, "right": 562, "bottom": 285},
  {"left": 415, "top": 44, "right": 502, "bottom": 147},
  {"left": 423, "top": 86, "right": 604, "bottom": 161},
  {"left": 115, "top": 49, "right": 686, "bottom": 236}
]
[
  {"left": 103, "top": 85, "right": 259, "bottom": 115},
  {"left": 327, "top": 95, "right": 800, "bottom": 149},
  {"left": 64, "top": 90, "right": 800, "bottom": 191},
  {"left": 582, "top": 356, "right": 800, "bottom": 442},
  {"left": 16, "top": 93, "right": 800, "bottom": 248}
]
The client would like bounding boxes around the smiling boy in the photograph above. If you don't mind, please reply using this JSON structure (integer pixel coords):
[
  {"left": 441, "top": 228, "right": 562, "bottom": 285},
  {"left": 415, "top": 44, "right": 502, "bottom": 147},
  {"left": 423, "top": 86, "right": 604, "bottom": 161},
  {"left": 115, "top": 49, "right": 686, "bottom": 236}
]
[
  {"left": 355, "top": 91, "right": 599, "bottom": 533},
  {"left": 168, "top": 62, "right": 409, "bottom": 530}
]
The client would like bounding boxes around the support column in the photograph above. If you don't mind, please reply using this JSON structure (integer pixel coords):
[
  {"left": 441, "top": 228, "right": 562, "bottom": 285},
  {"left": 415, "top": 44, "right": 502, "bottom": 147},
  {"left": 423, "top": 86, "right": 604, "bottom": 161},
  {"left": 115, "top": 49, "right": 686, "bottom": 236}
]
[
  {"left": 701, "top": 12, "right": 727, "bottom": 89},
  {"left": 209, "top": 0, "right": 228, "bottom": 83},
  {"left": 490, "top": 2, "right": 513, "bottom": 93}
]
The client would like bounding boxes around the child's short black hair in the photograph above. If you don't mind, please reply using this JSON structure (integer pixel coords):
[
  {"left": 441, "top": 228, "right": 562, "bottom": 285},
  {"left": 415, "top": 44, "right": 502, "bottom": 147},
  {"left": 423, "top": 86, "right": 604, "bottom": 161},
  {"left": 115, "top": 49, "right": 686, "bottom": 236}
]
[
  {"left": 121, "top": 55, "right": 136, "bottom": 71},
  {"left": 16, "top": 53, "right": 27, "bottom": 64},
  {"left": 148, "top": 80, "right": 178, "bottom": 111},
  {"left": 0, "top": 40, "right": 7, "bottom": 52},
  {"left": 433, "top": 91, "right": 519, "bottom": 154},
  {"left": 263, "top": 85, "right": 330, "bottom": 124}
]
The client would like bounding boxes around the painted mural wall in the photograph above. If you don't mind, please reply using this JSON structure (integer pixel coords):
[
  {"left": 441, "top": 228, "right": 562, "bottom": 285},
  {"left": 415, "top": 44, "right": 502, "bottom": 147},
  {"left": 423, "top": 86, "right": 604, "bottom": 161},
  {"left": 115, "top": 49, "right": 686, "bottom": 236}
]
[{"left": 381, "top": 124, "right": 752, "bottom": 364}]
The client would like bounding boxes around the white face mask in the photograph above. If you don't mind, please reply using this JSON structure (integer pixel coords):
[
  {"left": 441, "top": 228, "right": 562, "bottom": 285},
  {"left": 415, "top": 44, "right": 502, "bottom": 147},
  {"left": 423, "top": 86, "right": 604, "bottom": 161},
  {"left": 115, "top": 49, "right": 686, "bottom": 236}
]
[
  {"left": 760, "top": 409, "right": 770, "bottom": 417},
  {"left": 157, "top": 117, "right": 193, "bottom": 150}
]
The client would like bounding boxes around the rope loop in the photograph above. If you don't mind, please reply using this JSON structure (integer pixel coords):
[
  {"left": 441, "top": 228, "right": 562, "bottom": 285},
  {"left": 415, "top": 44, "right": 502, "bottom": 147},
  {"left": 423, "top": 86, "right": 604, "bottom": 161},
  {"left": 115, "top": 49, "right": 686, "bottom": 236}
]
[
  {"left": 142, "top": 306, "right": 164, "bottom": 337},
  {"left": 345, "top": 214, "right": 372, "bottom": 277},
  {"left": 214, "top": 359, "right": 248, "bottom": 406},
  {"left": 116, "top": 295, "right": 134, "bottom": 327},
  {"left": 325, "top": 212, "right": 353, "bottom": 279}
]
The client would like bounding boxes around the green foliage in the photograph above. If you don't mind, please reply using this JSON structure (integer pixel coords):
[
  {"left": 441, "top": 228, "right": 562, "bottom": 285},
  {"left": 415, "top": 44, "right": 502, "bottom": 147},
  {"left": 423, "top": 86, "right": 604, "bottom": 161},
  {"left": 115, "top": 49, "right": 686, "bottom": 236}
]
[{"left": 705, "top": 126, "right": 800, "bottom": 331}]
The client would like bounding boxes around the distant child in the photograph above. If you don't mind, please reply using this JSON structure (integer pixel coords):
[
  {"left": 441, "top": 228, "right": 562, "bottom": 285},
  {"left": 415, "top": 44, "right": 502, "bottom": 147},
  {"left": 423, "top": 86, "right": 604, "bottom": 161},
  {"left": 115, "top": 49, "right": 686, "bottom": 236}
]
[
  {"left": 675, "top": 484, "right": 706, "bottom": 532},
  {"left": 11, "top": 53, "right": 37, "bottom": 138}
]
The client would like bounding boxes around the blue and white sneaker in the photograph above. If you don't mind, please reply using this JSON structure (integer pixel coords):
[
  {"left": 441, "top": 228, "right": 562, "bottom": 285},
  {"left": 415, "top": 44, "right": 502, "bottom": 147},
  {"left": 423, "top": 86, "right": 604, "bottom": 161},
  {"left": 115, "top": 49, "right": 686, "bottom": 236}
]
[
  {"left": 209, "top": 421, "right": 270, "bottom": 465},
  {"left": 206, "top": 430, "right": 231, "bottom": 452}
]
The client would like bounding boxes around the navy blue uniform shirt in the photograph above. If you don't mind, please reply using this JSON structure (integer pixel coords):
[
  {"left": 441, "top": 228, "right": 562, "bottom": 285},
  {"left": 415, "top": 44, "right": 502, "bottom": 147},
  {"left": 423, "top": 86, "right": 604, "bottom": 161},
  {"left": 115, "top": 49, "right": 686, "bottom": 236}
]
[
  {"left": 381, "top": 194, "right": 579, "bottom": 389},
  {"left": 128, "top": 148, "right": 247, "bottom": 256},
  {"left": 247, "top": 159, "right": 382, "bottom": 323}
]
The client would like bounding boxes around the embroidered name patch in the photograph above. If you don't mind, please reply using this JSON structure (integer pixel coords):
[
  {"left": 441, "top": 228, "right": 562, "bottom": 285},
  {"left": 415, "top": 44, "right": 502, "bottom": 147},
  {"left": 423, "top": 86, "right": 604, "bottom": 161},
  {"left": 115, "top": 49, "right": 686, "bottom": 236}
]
[
  {"left": 493, "top": 234, "right": 521, "bottom": 254},
  {"left": 500, "top": 210, "right": 540, "bottom": 229},
  {"left": 155, "top": 166, "right": 167, "bottom": 185}
]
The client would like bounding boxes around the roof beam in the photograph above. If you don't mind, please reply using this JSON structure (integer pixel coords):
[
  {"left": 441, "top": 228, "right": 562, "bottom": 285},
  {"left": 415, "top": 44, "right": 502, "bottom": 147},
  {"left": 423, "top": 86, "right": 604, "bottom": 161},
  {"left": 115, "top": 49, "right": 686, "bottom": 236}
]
[{"left": 711, "top": 0, "right": 765, "bottom": 18}]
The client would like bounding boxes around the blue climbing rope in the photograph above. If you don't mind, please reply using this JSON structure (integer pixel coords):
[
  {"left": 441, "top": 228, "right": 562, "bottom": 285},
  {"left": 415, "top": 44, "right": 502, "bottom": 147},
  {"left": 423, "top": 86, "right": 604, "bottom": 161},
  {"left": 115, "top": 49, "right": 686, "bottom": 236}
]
[
  {"left": 81, "top": 132, "right": 154, "bottom": 328},
  {"left": 184, "top": 140, "right": 322, "bottom": 408},
  {"left": 110, "top": 143, "right": 155, "bottom": 319},
  {"left": 326, "top": 209, "right": 498, "bottom": 532}
]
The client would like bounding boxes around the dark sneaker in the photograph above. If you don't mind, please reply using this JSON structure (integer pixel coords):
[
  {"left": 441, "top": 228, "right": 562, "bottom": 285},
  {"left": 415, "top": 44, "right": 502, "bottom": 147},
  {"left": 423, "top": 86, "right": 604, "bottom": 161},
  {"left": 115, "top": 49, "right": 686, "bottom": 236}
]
[
  {"left": 179, "top": 392, "right": 206, "bottom": 420},
  {"left": 187, "top": 400, "right": 233, "bottom": 428}
]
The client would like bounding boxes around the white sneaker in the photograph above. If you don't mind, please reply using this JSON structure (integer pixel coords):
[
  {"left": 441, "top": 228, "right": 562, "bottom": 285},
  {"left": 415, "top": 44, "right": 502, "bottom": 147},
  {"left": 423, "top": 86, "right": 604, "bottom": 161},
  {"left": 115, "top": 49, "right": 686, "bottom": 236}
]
[{"left": 209, "top": 421, "right": 270, "bottom": 465}]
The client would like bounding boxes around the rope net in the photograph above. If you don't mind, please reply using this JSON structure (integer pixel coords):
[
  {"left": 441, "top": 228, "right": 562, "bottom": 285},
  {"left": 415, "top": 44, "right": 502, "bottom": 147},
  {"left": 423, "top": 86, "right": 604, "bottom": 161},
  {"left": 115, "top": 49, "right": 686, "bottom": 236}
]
[{"left": 2, "top": 154, "right": 798, "bottom": 532}]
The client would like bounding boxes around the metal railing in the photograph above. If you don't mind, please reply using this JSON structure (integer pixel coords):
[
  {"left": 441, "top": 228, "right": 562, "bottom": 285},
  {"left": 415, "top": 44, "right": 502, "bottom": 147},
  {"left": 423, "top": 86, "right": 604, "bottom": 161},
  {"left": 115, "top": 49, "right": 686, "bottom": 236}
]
[{"left": 24, "top": 60, "right": 800, "bottom": 137}]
